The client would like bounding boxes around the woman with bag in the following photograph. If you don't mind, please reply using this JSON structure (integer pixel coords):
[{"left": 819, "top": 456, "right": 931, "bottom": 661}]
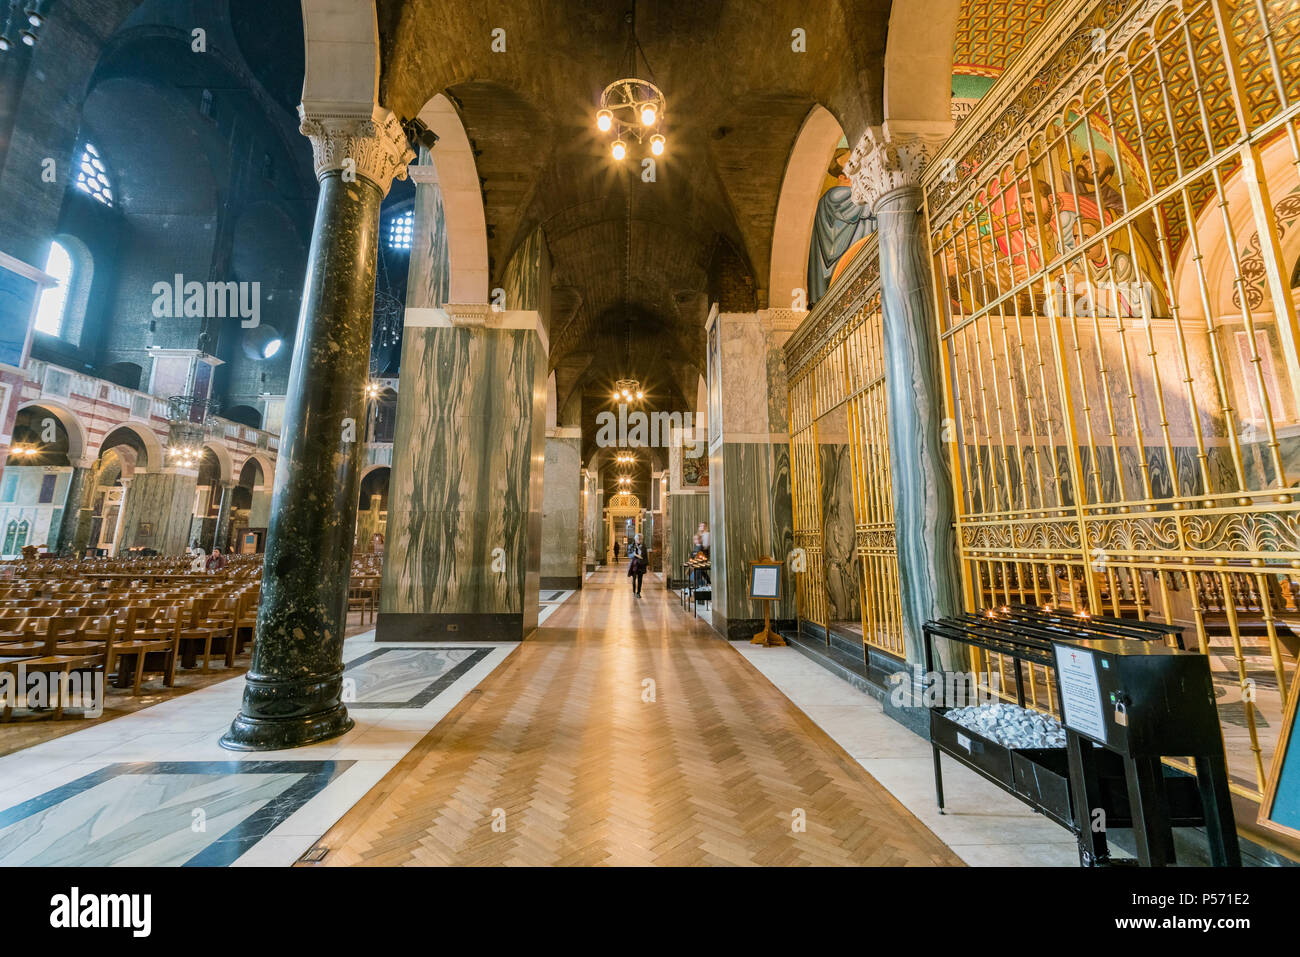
[{"left": 626, "top": 533, "right": 647, "bottom": 597}]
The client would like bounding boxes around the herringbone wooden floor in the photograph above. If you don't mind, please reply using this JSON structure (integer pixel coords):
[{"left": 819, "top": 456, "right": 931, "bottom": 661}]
[{"left": 305, "top": 569, "right": 962, "bottom": 866}]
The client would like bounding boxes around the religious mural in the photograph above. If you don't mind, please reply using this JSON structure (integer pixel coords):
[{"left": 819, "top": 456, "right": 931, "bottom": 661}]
[
  {"left": 941, "top": 109, "right": 1167, "bottom": 322},
  {"left": 805, "top": 139, "right": 874, "bottom": 306}
]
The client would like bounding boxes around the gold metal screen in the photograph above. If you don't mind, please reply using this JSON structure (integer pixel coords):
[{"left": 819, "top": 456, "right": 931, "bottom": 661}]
[
  {"left": 924, "top": 0, "right": 1300, "bottom": 799},
  {"left": 786, "top": 240, "right": 905, "bottom": 656}
]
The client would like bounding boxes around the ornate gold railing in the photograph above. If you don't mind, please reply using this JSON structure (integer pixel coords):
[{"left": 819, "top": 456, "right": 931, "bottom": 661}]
[
  {"left": 786, "top": 236, "right": 905, "bottom": 655},
  {"left": 923, "top": 0, "right": 1300, "bottom": 800}
]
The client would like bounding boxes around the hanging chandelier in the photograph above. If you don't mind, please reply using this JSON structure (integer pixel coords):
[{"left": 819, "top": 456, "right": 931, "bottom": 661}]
[
  {"left": 595, "top": 6, "right": 666, "bottom": 161},
  {"left": 168, "top": 444, "right": 203, "bottom": 469},
  {"left": 612, "top": 378, "right": 644, "bottom": 403}
]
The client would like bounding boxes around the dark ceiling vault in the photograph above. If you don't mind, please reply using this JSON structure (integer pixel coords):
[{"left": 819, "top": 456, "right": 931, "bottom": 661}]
[{"left": 375, "top": 0, "right": 891, "bottom": 411}]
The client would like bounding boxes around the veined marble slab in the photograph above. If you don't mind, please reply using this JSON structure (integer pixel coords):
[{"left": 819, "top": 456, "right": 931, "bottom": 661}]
[
  {"left": 0, "top": 760, "right": 351, "bottom": 867},
  {"left": 342, "top": 647, "right": 489, "bottom": 709}
]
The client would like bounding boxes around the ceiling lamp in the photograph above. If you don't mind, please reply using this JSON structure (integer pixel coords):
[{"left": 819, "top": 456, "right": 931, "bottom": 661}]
[
  {"left": 595, "top": 7, "right": 666, "bottom": 160},
  {"left": 613, "top": 377, "right": 643, "bottom": 404},
  {"left": 9, "top": 442, "right": 38, "bottom": 459},
  {"left": 169, "top": 444, "right": 202, "bottom": 469}
]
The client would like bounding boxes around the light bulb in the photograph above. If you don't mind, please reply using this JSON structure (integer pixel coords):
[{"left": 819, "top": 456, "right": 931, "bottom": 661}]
[
  {"left": 20, "top": 30, "right": 35, "bottom": 46},
  {"left": 596, "top": 109, "right": 612, "bottom": 132},
  {"left": 611, "top": 140, "right": 627, "bottom": 161},
  {"left": 641, "top": 105, "right": 657, "bottom": 126},
  {"left": 27, "top": 10, "right": 44, "bottom": 27},
  {"left": 636, "top": 391, "right": 644, "bottom": 400},
  {"left": 622, "top": 389, "right": 631, "bottom": 399},
  {"left": 612, "top": 391, "right": 620, "bottom": 401},
  {"left": 650, "top": 134, "right": 665, "bottom": 156}
]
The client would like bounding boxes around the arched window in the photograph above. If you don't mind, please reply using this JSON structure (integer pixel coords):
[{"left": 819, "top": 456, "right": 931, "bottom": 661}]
[
  {"left": 388, "top": 209, "right": 414, "bottom": 250},
  {"left": 34, "top": 240, "right": 73, "bottom": 336},
  {"left": 74, "top": 143, "right": 114, "bottom": 207}
]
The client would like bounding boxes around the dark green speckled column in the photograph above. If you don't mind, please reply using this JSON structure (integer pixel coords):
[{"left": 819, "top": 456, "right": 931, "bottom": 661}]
[{"left": 221, "top": 168, "right": 387, "bottom": 750}]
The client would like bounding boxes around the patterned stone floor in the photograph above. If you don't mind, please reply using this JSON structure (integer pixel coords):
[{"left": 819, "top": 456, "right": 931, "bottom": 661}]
[{"left": 305, "top": 568, "right": 962, "bottom": 866}]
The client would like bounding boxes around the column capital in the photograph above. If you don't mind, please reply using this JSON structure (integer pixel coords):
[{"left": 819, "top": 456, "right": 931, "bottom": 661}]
[
  {"left": 298, "top": 104, "right": 415, "bottom": 196},
  {"left": 445, "top": 303, "right": 491, "bottom": 327},
  {"left": 844, "top": 124, "right": 949, "bottom": 212},
  {"left": 220, "top": 478, "right": 238, "bottom": 490}
]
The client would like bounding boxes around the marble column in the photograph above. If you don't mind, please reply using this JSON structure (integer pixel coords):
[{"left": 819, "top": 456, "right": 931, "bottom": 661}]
[
  {"left": 540, "top": 430, "right": 583, "bottom": 590},
  {"left": 704, "top": 308, "right": 798, "bottom": 639},
  {"left": 118, "top": 469, "right": 199, "bottom": 555},
  {"left": 377, "top": 306, "right": 547, "bottom": 640},
  {"left": 213, "top": 479, "right": 237, "bottom": 552},
  {"left": 583, "top": 470, "right": 599, "bottom": 571},
  {"left": 846, "top": 127, "right": 962, "bottom": 666},
  {"left": 222, "top": 106, "right": 414, "bottom": 751},
  {"left": 55, "top": 458, "right": 95, "bottom": 556}
]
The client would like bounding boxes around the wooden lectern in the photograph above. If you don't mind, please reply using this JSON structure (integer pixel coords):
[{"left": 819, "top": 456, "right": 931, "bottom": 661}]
[{"left": 748, "top": 556, "right": 785, "bottom": 646}]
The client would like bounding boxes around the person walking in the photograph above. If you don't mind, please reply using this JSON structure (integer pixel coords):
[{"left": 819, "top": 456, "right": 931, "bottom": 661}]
[
  {"left": 613, "top": 539, "right": 620, "bottom": 563},
  {"left": 627, "top": 533, "right": 647, "bottom": 597}
]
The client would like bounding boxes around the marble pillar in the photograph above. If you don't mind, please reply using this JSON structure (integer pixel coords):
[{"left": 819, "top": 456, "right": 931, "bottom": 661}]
[
  {"left": 583, "top": 470, "right": 600, "bottom": 571},
  {"left": 704, "top": 309, "right": 799, "bottom": 639},
  {"left": 540, "top": 431, "right": 582, "bottom": 589},
  {"left": 377, "top": 313, "right": 547, "bottom": 640},
  {"left": 55, "top": 459, "right": 94, "bottom": 555},
  {"left": 214, "top": 479, "right": 236, "bottom": 552},
  {"left": 846, "top": 127, "right": 962, "bottom": 666},
  {"left": 222, "top": 106, "right": 414, "bottom": 751},
  {"left": 118, "top": 470, "right": 199, "bottom": 555},
  {"left": 248, "top": 485, "right": 272, "bottom": 529}
]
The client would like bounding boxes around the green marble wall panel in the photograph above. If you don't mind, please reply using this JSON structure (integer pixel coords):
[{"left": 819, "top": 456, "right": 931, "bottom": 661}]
[
  {"left": 708, "top": 442, "right": 796, "bottom": 637},
  {"left": 248, "top": 489, "right": 272, "bottom": 528},
  {"left": 819, "top": 443, "right": 860, "bottom": 624},
  {"left": 665, "top": 492, "right": 708, "bottom": 578},
  {"left": 541, "top": 435, "right": 582, "bottom": 586},
  {"left": 379, "top": 322, "right": 546, "bottom": 638},
  {"left": 120, "top": 471, "right": 197, "bottom": 555}
]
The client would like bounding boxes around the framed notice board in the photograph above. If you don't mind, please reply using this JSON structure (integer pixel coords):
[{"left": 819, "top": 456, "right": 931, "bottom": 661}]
[
  {"left": 748, "top": 560, "right": 782, "bottom": 601},
  {"left": 1260, "top": 682, "right": 1300, "bottom": 841}
]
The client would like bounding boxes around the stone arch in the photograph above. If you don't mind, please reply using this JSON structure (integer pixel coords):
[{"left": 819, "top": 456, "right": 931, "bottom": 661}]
[
  {"left": 882, "top": 0, "right": 963, "bottom": 133},
  {"left": 92, "top": 420, "right": 164, "bottom": 472},
  {"left": 770, "top": 105, "right": 849, "bottom": 312},
  {"left": 16, "top": 400, "right": 89, "bottom": 463},
  {"left": 238, "top": 451, "right": 275, "bottom": 487},
  {"left": 202, "top": 440, "right": 235, "bottom": 484},
  {"left": 409, "top": 93, "right": 491, "bottom": 304}
]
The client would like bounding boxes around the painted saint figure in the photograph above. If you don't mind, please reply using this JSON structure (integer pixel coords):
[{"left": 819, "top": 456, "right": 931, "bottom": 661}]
[{"left": 806, "top": 148, "right": 874, "bottom": 305}]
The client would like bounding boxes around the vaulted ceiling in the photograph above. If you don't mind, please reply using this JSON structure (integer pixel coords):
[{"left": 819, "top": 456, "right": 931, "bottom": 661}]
[{"left": 376, "top": 0, "right": 893, "bottom": 418}]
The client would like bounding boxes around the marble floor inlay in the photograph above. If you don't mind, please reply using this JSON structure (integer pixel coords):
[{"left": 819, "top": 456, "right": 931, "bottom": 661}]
[
  {"left": 343, "top": 648, "right": 491, "bottom": 709},
  {"left": 0, "top": 761, "right": 352, "bottom": 867}
]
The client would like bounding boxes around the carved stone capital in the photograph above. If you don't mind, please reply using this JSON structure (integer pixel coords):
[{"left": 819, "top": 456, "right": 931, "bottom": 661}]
[
  {"left": 297, "top": 104, "right": 415, "bottom": 195},
  {"left": 844, "top": 126, "right": 949, "bottom": 212},
  {"left": 446, "top": 303, "right": 491, "bottom": 327}
]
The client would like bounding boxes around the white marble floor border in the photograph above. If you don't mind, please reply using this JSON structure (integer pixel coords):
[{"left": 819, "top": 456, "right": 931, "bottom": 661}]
[
  {"left": 731, "top": 643, "right": 1081, "bottom": 866},
  {"left": 0, "top": 630, "right": 518, "bottom": 867}
]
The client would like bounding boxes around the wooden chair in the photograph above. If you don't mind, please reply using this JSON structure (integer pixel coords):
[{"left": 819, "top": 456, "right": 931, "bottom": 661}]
[{"left": 108, "top": 606, "right": 180, "bottom": 695}]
